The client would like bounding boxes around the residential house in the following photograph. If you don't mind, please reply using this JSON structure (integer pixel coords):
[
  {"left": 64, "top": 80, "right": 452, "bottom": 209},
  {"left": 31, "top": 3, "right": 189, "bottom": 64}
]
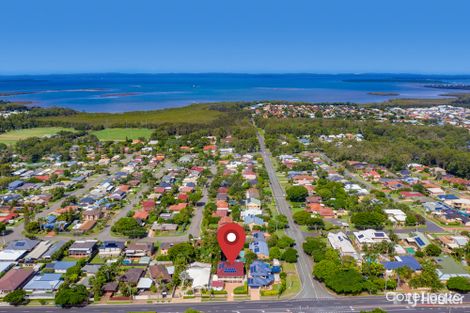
[
  {"left": 23, "top": 273, "right": 63, "bottom": 292},
  {"left": 68, "top": 240, "right": 97, "bottom": 258},
  {"left": 149, "top": 264, "right": 171, "bottom": 283},
  {"left": 249, "top": 232, "right": 269, "bottom": 259},
  {"left": 125, "top": 242, "right": 154, "bottom": 257},
  {"left": 382, "top": 256, "right": 422, "bottom": 272},
  {"left": 98, "top": 241, "right": 125, "bottom": 257},
  {"left": 217, "top": 261, "right": 245, "bottom": 283},
  {"left": 328, "top": 232, "right": 360, "bottom": 260},
  {"left": 45, "top": 261, "right": 77, "bottom": 274},
  {"left": 434, "top": 255, "right": 470, "bottom": 281},
  {"left": 353, "top": 229, "right": 390, "bottom": 248},
  {"left": 384, "top": 209, "right": 407, "bottom": 225},
  {"left": 120, "top": 268, "right": 144, "bottom": 285},
  {"left": 0, "top": 268, "right": 35, "bottom": 295},
  {"left": 186, "top": 262, "right": 211, "bottom": 290},
  {"left": 248, "top": 260, "right": 274, "bottom": 288}
]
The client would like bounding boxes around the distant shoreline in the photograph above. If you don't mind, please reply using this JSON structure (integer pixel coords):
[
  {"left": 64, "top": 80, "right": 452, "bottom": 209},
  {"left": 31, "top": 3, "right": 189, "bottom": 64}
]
[{"left": 367, "top": 92, "right": 400, "bottom": 96}]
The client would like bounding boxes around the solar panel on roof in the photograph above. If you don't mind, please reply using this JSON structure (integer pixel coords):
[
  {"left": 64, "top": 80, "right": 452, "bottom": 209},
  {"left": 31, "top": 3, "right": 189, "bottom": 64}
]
[
  {"left": 415, "top": 237, "right": 425, "bottom": 247},
  {"left": 375, "top": 233, "right": 385, "bottom": 237}
]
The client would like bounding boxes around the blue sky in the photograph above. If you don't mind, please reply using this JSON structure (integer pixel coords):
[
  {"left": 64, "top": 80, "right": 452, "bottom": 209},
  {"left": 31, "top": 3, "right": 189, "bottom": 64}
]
[{"left": 1, "top": 0, "right": 469, "bottom": 74}]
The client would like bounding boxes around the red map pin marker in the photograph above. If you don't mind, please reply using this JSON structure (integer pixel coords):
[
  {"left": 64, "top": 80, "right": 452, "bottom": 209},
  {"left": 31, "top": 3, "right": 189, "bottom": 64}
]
[{"left": 217, "top": 222, "right": 246, "bottom": 263}]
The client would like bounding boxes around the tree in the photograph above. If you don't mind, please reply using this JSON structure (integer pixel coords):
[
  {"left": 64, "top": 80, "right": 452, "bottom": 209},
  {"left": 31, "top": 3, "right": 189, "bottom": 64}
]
[
  {"left": 424, "top": 244, "right": 442, "bottom": 257},
  {"left": 286, "top": 186, "right": 308, "bottom": 202},
  {"left": 184, "top": 309, "right": 203, "bottom": 313},
  {"left": 55, "top": 284, "right": 89, "bottom": 307},
  {"left": 25, "top": 220, "right": 40, "bottom": 234},
  {"left": 303, "top": 237, "right": 327, "bottom": 262},
  {"left": 326, "top": 269, "right": 365, "bottom": 294},
  {"left": 111, "top": 217, "right": 147, "bottom": 238},
  {"left": 4, "top": 290, "right": 27, "bottom": 305},
  {"left": 314, "top": 259, "right": 340, "bottom": 282},
  {"left": 281, "top": 248, "right": 298, "bottom": 263},
  {"left": 244, "top": 250, "right": 258, "bottom": 265},
  {"left": 269, "top": 247, "right": 282, "bottom": 259},
  {"left": 168, "top": 242, "right": 195, "bottom": 264},
  {"left": 293, "top": 210, "right": 312, "bottom": 225},
  {"left": 0, "top": 222, "right": 6, "bottom": 234},
  {"left": 447, "top": 276, "right": 470, "bottom": 293},
  {"left": 277, "top": 235, "right": 295, "bottom": 249},
  {"left": 351, "top": 211, "right": 386, "bottom": 229}
]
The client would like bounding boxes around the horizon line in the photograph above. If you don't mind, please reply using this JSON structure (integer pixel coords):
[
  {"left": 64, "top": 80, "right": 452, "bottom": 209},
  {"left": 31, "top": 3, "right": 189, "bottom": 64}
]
[{"left": 1, "top": 71, "right": 470, "bottom": 77}]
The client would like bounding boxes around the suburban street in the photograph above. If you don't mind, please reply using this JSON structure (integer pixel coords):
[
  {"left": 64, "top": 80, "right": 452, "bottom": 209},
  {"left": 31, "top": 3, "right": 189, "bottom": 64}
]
[
  {"left": 318, "top": 152, "right": 445, "bottom": 233},
  {"left": 256, "top": 130, "right": 331, "bottom": 299},
  {"left": 2, "top": 155, "right": 133, "bottom": 243},
  {"left": 1, "top": 296, "right": 469, "bottom": 313}
]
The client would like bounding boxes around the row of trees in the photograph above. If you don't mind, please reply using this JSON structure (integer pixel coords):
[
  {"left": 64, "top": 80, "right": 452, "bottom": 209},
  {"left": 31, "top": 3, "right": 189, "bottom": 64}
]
[{"left": 261, "top": 117, "right": 470, "bottom": 178}]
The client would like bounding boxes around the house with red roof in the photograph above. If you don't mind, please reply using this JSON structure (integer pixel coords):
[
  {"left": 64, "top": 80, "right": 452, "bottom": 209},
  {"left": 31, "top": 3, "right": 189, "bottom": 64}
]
[
  {"left": 169, "top": 203, "right": 187, "bottom": 212},
  {"left": 242, "top": 170, "right": 257, "bottom": 181},
  {"left": 292, "top": 175, "right": 314, "bottom": 185},
  {"left": 178, "top": 193, "right": 189, "bottom": 202},
  {"left": 142, "top": 200, "right": 155, "bottom": 211},
  {"left": 0, "top": 213, "right": 18, "bottom": 224},
  {"left": 118, "top": 185, "right": 130, "bottom": 192},
  {"left": 216, "top": 261, "right": 245, "bottom": 282},
  {"left": 133, "top": 210, "right": 149, "bottom": 221},
  {"left": 400, "top": 191, "right": 425, "bottom": 199},
  {"left": 154, "top": 186, "right": 165, "bottom": 194},
  {"left": 34, "top": 175, "right": 50, "bottom": 182},
  {"left": 203, "top": 145, "right": 217, "bottom": 153},
  {"left": 216, "top": 200, "right": 229, "bottom": 211},
  {"left": 363, "top": 170, "right": 381, "bottom": 182}
]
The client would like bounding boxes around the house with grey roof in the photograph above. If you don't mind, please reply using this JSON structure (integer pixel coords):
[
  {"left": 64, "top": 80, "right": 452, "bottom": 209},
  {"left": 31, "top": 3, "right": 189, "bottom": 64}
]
[{"left": 6, "top": 239, "right": 39, "bottom": 251}]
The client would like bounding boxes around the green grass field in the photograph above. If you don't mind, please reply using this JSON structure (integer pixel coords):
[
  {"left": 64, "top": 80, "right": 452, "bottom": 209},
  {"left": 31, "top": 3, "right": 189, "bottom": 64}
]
[
  {"left": 91, "top": 128, "right": 153, "bottom": 141},
  {"left": 38, "top": 104, "right": 224, "bottom": 127},
  {"left": 0, "top": 127, "right": 75, "bottom": 145}
]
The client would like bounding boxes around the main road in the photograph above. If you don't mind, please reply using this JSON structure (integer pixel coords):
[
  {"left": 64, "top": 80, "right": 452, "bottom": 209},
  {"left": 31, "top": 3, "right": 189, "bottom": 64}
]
[
  {"left": 2, "top": 297, "right": 468, "bottom": 313},
  {"left": 256, "top": 130, "right": 331, "bottom": 299}
]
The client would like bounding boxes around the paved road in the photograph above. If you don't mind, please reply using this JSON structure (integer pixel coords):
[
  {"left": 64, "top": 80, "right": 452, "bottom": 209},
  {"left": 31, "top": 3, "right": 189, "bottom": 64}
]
[
  {"left": 188, "top": 164, "right": 216, "bottom": 239},
  {"left": 97, "top": 160, "right": 174, "bottom": 241},
  {"left": 256, "top": 131, "right": 331, "bottom": 299},
  {"left": 1, "top": 297, "right": 468, "bottom": 313}
]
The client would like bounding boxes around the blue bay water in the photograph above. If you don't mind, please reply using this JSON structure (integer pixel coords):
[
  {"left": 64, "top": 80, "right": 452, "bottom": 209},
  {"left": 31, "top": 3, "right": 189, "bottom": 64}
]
[{"left": 0, "top": 73, "right": 469, "bottom": 113}]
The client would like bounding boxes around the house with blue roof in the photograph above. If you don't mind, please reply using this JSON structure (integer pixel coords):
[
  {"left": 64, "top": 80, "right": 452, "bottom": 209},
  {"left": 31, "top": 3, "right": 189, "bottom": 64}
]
[
  {"left": 45, "top": 261, "right": 77, "bottom": 274},
  {"left": 24, "top": 273, "right": 63, "bottom": 292},
  {"left": 438, "top": 194, "right": 459, "bottom": 201},
  {"left": 252, "top": 231, "right": 266, "bottom": 242},
  {"left": 382, "top": 256, "right": 422, "bottom": 271},
  {"left": 249, "top": 241, "right": 269, "bottom": 259},
  {"left": 8, "top": 180, "right": 24, "bottom": 191},
  {"left": 243, "top": 215, "right": 265, "bottom": 230},
  {"left": 248, "top": 260, "right": 274, "bottom": 288}
]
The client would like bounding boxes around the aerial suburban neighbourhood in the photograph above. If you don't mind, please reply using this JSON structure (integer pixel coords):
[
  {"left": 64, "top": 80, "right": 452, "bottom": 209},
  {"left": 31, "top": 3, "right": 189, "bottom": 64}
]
[
  {"left": 0, "top": 97, "right": 468, "bottom": 313},
  {"left": 1, "top": 1, "right": 470, "bottom": 312}
]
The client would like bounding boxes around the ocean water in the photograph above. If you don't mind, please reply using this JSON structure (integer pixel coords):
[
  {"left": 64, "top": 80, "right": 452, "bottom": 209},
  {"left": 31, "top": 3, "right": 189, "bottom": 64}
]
[{"left": 0, "top": 73, "right": 469, "bottom": 113}]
